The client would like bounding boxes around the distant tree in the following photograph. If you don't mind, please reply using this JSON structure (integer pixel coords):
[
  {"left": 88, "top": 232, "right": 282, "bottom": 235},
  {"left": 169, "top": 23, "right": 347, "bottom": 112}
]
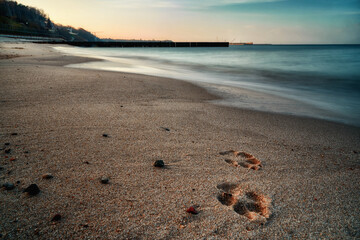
[{"left": 46, "top": 17, "right": 53, "bottom": 29}]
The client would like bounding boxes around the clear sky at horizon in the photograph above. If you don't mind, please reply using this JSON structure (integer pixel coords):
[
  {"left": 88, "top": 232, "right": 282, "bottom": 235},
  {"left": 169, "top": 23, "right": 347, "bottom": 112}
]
[{"left": 16, "top": 0, "right": 360, "bottom": 44}]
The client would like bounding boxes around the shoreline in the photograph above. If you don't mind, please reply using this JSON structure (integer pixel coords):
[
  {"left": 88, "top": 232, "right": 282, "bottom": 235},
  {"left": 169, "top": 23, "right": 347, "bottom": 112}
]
[
  {"left": 1, "top": 42, "right": 360, "bottom": 239},
  {"left": 55, "top": 45, "right": 360, "bottom": 128}
]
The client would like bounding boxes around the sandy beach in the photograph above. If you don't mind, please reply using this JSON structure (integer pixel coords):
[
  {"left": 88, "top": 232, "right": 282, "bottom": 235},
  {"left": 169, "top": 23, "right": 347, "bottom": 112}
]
[{"left": 1, "top": 42, "right": 359, "bottom": 239}]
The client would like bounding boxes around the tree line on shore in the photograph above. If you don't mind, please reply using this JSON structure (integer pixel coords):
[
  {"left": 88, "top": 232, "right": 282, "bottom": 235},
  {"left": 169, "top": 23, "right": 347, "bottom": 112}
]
[{"left": 0, "top": 0, "right": 99, "bottom": 41}]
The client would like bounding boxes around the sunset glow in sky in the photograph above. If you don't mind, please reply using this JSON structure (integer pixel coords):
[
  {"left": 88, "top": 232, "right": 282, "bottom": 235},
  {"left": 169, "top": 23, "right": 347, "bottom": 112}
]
[{"left": 16, "top": 0, "right": 360, "bottom": 43}]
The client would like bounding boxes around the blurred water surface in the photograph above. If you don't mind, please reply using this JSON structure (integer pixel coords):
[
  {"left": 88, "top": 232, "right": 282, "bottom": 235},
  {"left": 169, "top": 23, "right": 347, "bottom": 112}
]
[{"left": 57, "top": 45, "right": 360, "bottom": 126}]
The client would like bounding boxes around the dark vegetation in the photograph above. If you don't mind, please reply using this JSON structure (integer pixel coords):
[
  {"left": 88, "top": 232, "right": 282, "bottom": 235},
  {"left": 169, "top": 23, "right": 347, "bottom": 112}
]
[{"left": 0, "top": 0, "right": 99, "bottom": 41}]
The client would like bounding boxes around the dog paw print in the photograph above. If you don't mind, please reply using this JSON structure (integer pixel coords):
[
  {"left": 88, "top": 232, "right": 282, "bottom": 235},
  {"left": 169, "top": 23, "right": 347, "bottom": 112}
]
[
  {"left": 217, "top": 182, "right": 271, "bottom": 221},
  {"left": 220, "top": 150, "right": 262, "bottom": 170}
]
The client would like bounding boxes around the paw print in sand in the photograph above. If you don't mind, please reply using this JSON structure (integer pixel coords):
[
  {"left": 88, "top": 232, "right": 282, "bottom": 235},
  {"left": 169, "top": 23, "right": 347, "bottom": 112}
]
[
  {"left": 220, "top": 150, "right": 262, "bottom": 170},
  {"left": 217, "top": 182, "right": 271, "bottom": 221}
]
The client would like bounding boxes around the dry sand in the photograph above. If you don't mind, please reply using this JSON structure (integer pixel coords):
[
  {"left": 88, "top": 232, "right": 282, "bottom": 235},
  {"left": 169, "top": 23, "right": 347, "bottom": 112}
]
[{"left": 0, "top": 42, "right": 359, "bottom": 239}]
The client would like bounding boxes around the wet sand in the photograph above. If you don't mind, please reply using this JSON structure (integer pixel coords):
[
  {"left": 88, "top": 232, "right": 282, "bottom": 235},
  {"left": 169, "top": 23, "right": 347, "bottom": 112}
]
[{"left": 0, "top": 42, "right": 359, "bottom": 239}]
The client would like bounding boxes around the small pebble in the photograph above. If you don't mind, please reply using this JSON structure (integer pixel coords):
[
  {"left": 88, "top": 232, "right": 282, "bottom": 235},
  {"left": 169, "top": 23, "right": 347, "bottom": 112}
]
[
  {"left": 100, "top": 177, "right": 109, "bottom": 184},
  {"left": 23, "top": 184, "right": 40, "bottom": 196},
  {"left": 42, "top": 173, "right": 53, "bottom": 179},
  {"left": 153, "top": 160, "right": 165, "bottom": 168},
  {"left": 3, "top": 182, "right": 15, "bottom": 190},
  {"left": 102, "top": 134, "right": 109, "bottom": 137},
  {"left": 186, "top": 206, "right": 198, "bottom": 215},
  {"left": 51, "top": 214, "right": 62, "bottom": 222},
  {"left": 4, "top": 143, "right": 10, "bottom": 146},
  {"left": 4, "top": 149, "right": 11, "bottom": 154},
  {"left": 160, "top": 127, "right": 170, "bottom": 131},
  {"left": 11, "top": 133, "right": 18, "bottom": 136},
  {"left": 84, "top": 161, "right": 90, "bottom": 164}
]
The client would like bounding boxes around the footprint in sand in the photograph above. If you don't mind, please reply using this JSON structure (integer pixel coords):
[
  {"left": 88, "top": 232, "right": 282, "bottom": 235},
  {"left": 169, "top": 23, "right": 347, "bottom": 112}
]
[
  {"left": 220, "top": 150, "right": 262, "bottom": 170},
  {"left": 216, "top": 182, "right": 271, "bottom": 221}
]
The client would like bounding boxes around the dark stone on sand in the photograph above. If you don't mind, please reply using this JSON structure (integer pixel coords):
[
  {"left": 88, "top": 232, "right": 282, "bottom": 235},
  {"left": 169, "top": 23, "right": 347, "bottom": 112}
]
[
  {"left": 4, "top": 149, "right": 11, "bottom": 154},
  {"left": 3, "top": 182, "right": 15, "bottom": 190},
  {"left": 354, "top": 150, "right": 358, "bottom": 154},
  {"left": 153, "top": 160, "right": 165, "bottom": 168},
  {"left": 84, "top": 161, "right": 90, "bottom": 164},
  {"left": 42, "top": 173, "right": 53, "bottom": 179},
  {"left": 4, "top": 143, "right": 10, "bottom": 146},
  {"left": 160, "top": 127, "right": 170, "bottom": 131},
  {"left": 51, "top": 214, "right": 62, "bottom": 222},
  {"left": 16, "top": 180, "right": 20, "bottom": 184},
  {"left": 23, "top": 184, "right": 40, "bottom": 196},
  {"left": 100, "top": 177, "right": 109, "bottom": 184},
  {"left": 102, "top": 134, "right": 109, "bottom": 137},
  {"left": 11, "top": 133, "right": 18, "bottom": 136},
  {"left": 0, "top": 166, "right": 3, "bottom": 170},
  {"left": 24, "top": 151, "right": 29, "bottom": 154}
]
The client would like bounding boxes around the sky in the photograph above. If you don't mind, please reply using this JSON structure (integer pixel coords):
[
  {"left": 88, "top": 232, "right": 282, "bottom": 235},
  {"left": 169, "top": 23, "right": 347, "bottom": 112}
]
[{"left": 16, "top": 0, "right": 360, "bottom": 43}]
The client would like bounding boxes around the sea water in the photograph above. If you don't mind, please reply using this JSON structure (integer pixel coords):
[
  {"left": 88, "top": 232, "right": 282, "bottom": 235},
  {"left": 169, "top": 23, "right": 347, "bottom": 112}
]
[{"left": 55, "top": 45, "right": 360, "bottom": 127}]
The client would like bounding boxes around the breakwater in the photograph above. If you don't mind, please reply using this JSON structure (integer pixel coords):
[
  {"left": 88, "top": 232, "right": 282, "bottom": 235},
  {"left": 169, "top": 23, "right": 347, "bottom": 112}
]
[{"left": 47, "top": 41, "right": 229, "bottom": 48}]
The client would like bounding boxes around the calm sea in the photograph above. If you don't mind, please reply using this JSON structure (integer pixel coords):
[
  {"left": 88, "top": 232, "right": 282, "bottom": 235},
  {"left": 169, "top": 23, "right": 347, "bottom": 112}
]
[{"left": 56, "top": 45, "right": 360, "bottom": 127}]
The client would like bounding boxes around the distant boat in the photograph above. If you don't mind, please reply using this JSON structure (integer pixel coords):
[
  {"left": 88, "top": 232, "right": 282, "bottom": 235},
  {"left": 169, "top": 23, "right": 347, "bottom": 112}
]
[{"left": 230, "top": 42, "right": 253, "bottom": 45}]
